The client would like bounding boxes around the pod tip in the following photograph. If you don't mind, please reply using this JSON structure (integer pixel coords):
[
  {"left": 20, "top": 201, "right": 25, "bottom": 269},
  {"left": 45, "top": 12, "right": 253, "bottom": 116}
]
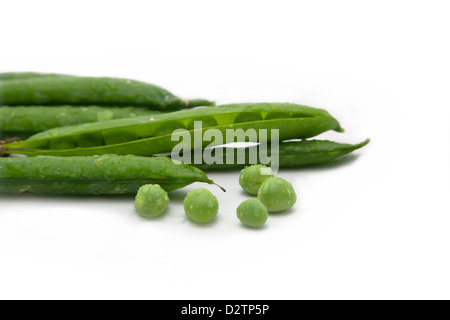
[
  {"left": 359, "top": 138, "right": 371, "bottom": 147},
  {"left": 188, "top": 99, "right": 216, "bottom": 108}
]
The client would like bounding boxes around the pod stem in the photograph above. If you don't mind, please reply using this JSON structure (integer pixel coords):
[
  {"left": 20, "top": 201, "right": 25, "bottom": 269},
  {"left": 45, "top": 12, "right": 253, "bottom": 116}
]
[
  {"left": 0, "top": 137, "right": 21, "bottom": 144},
  {"left": 212, "top": 182, "right": 226, "bottom": 193},
  {"left": 0, "top": 137, "right": 21, "bottom": 157}
]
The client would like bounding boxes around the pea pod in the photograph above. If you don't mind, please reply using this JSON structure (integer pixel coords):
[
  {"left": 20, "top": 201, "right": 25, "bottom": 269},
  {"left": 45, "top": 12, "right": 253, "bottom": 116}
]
[
  {"left": 0, "top": 155, "right": 216, "bottom": 195},
  {"left": 0, "top": 105, "right": 163, "bottom": 134},
  {"left": 0, "top": 76, "right": 214, "bottom": 110},
  {"left": 1, "top": 103, "right": 342, "bottom": 157},
  {"left": 189, "top": 139, "right": 370, "bottom": 170}
]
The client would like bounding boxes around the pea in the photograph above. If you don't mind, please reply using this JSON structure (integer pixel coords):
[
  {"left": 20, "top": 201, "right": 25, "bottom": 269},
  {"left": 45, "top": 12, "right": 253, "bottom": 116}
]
[
  {"left": 103, "top": 129, "right": 139, "bottom": 145},
  {"left": 153, "top": 121, "right": 186, "bottom": 136},
  {"left": 76, "top": 133, "right": 105, "bottom": 148},
  {"left": 236, "top": 199, "right": 268, "bottom": 228},
  {"left": 187, "top": 116, "right": 218, "bottom": 130},
  {"left": 49, "top": 138, "right": 76, "bottom": 150},
  {"left": 97, "top": 110, "right": 114, "bottom": 122},
  {"left": 264, "top": 111, "right": 292, "bottom": 120},
  {"left": 234, "top": 112, "right": 264, "bottom": 123},
  {"left": 239, "top": 164, "right": 274, "bottom": 195},
  {"left": 257, "top": 177, "right": 297, "bottom": 212},
  {"left": 134, "top": 184, "right": 170, "bottom": 217},
  {"left": 184, "top": 188, "right": 218, "bottom": 223}
]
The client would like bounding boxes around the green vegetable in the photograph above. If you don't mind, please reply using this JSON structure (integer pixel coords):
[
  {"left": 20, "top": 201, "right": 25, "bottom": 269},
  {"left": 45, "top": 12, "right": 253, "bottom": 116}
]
[
  {"left": 239, "top": 164, "right": 274, "bottom": 195},
  {"left": 257, "top": 177, "right": 297, "bottom": 212},
  {"left": 236, "top": 199, "right": 268, "bottom": 228},
  {"left": 134, "top": 184, "right": 170, "bottom": 217},
  {"left": 0, "top": 72, "right": 72, "bottom": 82},
  {"left": 0, "top": 155, "right": 215, "bottom": 195},
  {"left": 1, "top": 103, "right": 342, "bottom": 157},
  {"left": 184, "top": 188, "right": 219, "bottom": 223},
  {"left": 0, "top": 76, "right": 214, "bottom": 110},
  {"left": 0, "top": 105, "right": 162, "bottom": 134},
  {"left": 191, "top": 139, "right": 370, "bottom": 170}
]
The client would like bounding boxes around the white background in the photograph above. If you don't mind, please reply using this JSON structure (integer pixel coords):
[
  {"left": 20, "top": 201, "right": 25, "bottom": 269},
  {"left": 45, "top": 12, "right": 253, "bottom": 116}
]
[{"left": 0, "top": 0, "right": 449, "bottom": 300}]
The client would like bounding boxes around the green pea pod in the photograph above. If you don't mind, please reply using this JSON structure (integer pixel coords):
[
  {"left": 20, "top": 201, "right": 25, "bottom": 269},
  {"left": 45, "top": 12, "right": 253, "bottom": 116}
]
[
  {"left": 190, "top": 139, "right": 370, "bottom": 170},
  {"left": 0, "top": 155, "right": 216, "bottom": 195},
  {"left": 1, "top": 103, "right": 343, "bottom": 157},
  {"left": 0, "top": 76, "right": 214, "bottom": 110},
  {"left": 0, "top": 72, "right": 72, "bottom": 82},
  {"left": 0, "top": 106, "right": 163, "bottom": 134}
]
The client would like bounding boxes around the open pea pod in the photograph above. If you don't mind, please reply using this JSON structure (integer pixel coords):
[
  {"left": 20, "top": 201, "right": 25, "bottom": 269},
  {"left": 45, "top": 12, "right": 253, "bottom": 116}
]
[
  {"left": 0, "top": 155, "right": 215, "bottom": 195},
  {"left": 1, "top": 103, "right": 342, "bottom": 157}
]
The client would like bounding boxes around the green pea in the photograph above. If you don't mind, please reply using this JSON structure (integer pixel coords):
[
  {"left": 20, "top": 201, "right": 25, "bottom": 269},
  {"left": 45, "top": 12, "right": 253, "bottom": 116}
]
[
  {"left": 236, "top": 199, "right": 268, "bottom": 228},
  {"left": 184, "top": 188, "right": 218, "bottom": 223},
  {"left": 153, "top": 121, "right": 186, "bottom": 136},
  {"left": 97, "top": 110, "right": 114, "bottom": 122},
  {"left": 49, "top": 138, "right": 76, "bottom": 150},
  {"left": 103, "top": 129, "right": 139, "bottom": 145},
  {"left": 239, "top": 164, "right": 274, "bottom": 195},
  {"left": 264, "top": 111, "right": 291, "bottom": 120},
  {"left": 134, "top": 184, "right": 170, "bottom": 217},
  {"left": 257, "top": 177, "right": 297, "bottom": 212},
  {"left": 76, "top": 133, "right": 105, "bottom": 148},
  {"left": 234, "top": 112, "right": 264, "bottom": 123},
  {"left": 187, "top": 116, "right": 218, "bottom": 130}
]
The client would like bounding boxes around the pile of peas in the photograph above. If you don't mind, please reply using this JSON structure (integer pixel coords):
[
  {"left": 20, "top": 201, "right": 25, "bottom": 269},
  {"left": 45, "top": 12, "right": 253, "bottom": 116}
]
[{"left": 134, "top": 164, "right": 296, "bottom": 228}]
